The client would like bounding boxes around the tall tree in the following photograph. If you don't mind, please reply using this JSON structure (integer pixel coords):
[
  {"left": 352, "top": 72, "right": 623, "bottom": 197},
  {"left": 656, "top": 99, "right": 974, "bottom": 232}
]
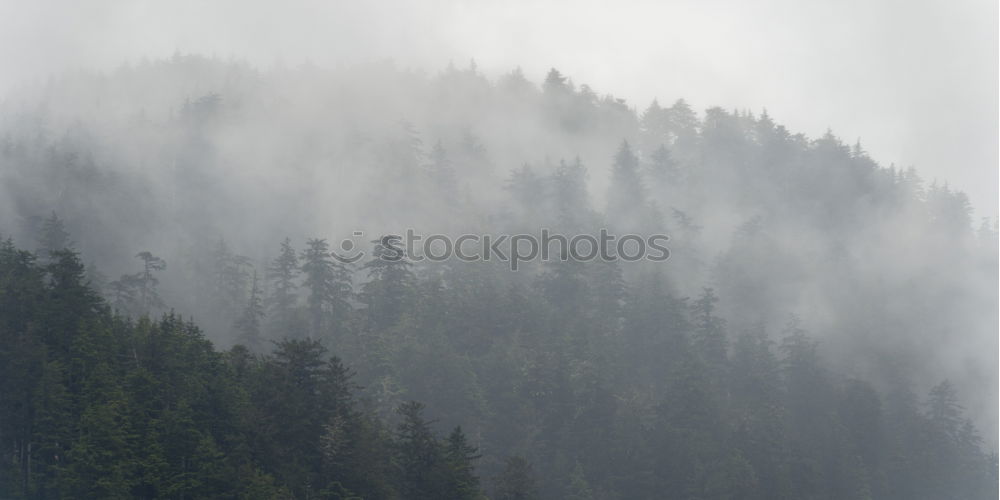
[
  {"left": 37, "top": 212, "right": 72, "bottom": 261},
  {"left": 395, "top": 401, "right": 446, "bottom": 500},
  {"left": 360, "top": 236, "right": 415, "bottom": 331},
  {"left": 235, "top": 270, "right": 265, "bottom": 351},
  {"left": 134, "top": 251, "right": 166, "bottom": 315},
  {"left": 109, "top": 251, "right": 166, "bottom": 316},
  {"left": 211, "top": 238, "right": 252, "bottom": 319},
  {"left": 444, "top": 426, "right": 481, "bottom": 500},
  {"left": 300, "top": 238, "right": 352, "bottom": 340},
  {"left": 606, "top": 140, "right": 646, "bottom": 226},
  {"left": 266, "top": 237, "right": 301, "bottom": 338},
  {"left": 493, "top": 456, "right": 540, "bottom": 500}
]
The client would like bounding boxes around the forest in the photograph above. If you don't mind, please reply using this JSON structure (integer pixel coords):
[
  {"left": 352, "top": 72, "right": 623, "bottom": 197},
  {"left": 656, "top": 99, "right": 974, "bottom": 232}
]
[{"left": 0, "top": 56, "right": 996, "bottom": 498}]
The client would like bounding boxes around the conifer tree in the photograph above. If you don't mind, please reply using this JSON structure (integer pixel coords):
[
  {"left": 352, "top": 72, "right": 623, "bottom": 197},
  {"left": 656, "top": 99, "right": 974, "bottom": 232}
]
[
  {"left": 395, "top": 401, "right": 446, "bottom": 499},
  {"left": 134, "top": 251, "right": 166, "bottom": 315},
  {"left": 493, "top": 456, "right": 540, "bottom": 500},
  {"left": 266, "top": 237, "right": 301, "bottom": 338},
  {"left": 300, "top": 238, "right": 352, "bottom": 339},
  {"left": 607, "top": 140, "right": 645, "bottom": 226},
  {"left": 37, "top": 212, "right": 72, "bottom": 262},
  {"left": 235, "top": 270, "right": 265, "bottom": 351},
  {"left": 445, "top": 426, "right": 481, "bottom": 500},
  {"left": 360, "top": 236, "right": 415, "bottom": 331}
]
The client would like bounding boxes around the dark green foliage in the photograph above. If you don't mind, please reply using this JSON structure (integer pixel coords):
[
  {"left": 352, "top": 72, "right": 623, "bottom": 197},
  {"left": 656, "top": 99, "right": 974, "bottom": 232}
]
[
  {"left": 235, "top": 270, "right": 265, "bottom": 352},
  {"left": 109, "top": 251, "right": 166, "bottom": 317},
  {"left": 301, "top": 238, "right": 353, "bottom": 339},
  {"left": 266, "top": 237, "right": 303, "bottom": 339},
  {"left": 211, "top": 238, "right": 252, "bottom": 319},
  {"left": 0, "top": 242, "right": 476, "bottom": 499},
  {"left": 445, "top": 426, "right": 482, "bottom": 499},
  {"left": 0, "top": 62, "right": 995, "bottom": 500},
  {"left": 36, "top": 213, "right": 72, "bottom": 262},
  {"left": 493, "top": 456, "right": 540, "bottom": 500}
]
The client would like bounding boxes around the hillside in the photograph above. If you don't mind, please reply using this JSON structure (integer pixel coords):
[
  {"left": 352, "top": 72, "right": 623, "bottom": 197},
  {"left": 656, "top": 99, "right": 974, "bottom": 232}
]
[{"left": 0, "top": 56, "right": 996, "bottom": 499}]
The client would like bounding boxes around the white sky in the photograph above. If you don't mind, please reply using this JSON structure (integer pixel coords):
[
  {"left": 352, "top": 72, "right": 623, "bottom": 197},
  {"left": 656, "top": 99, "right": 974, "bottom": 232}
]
[{"left": 1, "top": 0, "right": 996, "bottom": 215}]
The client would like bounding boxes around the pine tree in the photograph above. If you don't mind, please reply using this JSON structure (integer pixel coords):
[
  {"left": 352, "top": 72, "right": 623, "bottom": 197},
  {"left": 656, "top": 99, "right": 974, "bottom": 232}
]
[
  {"left": 505, "top": 164, "right": 545, "bottom": 222},
  {"left": 543, "top": 68, "right": 569, "bottom": 94},
  {"left": 266, "top": 237, "right": 301, "bottom": 338},
  {"left": 729, "top": 326, "right": 790, "bottom": 499},
  {"left": 360, "top": 236, "right": 415, "bottom": 331},
  {"left": 444, "top": 426, "right": 481, "bottom": 499},
  {"left": 37, "top": 212, "right": 72, "bottom": 262},
  {"left": 300, "top": 238, "right": 352, "bottom": 340},
  {"left": 395, "top": 401, "right": 446, "bottom": 500},
  {"left": 44, "top": 249, "right": 102, "bottom": 356},
  {"left": 692, "top": 287, "right": 727, "bottom": 368},
  {"left": 211, "top": 238, "right": 252, "bottom": 319},
  {"left": 235, "top": 270, "right": 265, "bottom": 351},
  {"left": 254, "top": 338, "right": 338, "bottom": 497},
  {"left": 110, "top": 251, "right": 166, "bottom": 316},
  {"left": 607, "top": 140, "right": 645, "bottom": 223},
  {"left": 640, "top": 99, "right": 665, "bottom": 140},
  {"left": 645, "top": 144, "right": 679, "bottom": 188},
  {"left": 134, "top": 251, "right": 166, "bottom": 315},
  {"left": 493, "top": 456, "right": 539, "bottom": 500},
  {"left": 550, "top": 157, "right": 593, "bottom": 232}
]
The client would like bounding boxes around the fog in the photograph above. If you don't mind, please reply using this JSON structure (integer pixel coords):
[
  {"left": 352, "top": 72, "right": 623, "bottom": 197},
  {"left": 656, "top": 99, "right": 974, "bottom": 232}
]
[
  {"left": 0, "top": 2, "right": 996, "bottom": 498},
  {"left": 2, "top": 0, "right": 996, "bottom": 215}
]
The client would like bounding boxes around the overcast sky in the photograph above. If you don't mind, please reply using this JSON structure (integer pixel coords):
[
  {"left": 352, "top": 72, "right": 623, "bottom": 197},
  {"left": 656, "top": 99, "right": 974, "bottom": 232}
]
[{"left": 1, "top": 0, "right": 996, "bottom": 215}]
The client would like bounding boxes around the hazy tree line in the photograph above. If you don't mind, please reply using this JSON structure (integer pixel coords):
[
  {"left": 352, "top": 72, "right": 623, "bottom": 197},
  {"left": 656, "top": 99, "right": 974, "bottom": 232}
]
[
  {"left": 1, "top": 220, "right": 995, "bottom": 498},
  {"left": 0, "top": 241, "right": 501, "bottom": 498},
  {"left": 0, "top": 56, "right": 997, "bottom": 498}
]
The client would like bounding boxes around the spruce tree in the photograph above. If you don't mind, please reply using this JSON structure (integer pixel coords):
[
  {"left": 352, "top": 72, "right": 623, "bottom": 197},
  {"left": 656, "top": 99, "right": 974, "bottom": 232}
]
[
  {"left": 266, "top": 237, "right": 301, "bottom": 338},
  {"left": 37, "top": 212, "right": 72, "bottom": 262},
  {"left": 300, "top": 238, "right": 352, "bottom": 340},
  {"left": 235, "top": 270, "right": 265, "bottom": 351},
  {"left": 360, "top": 236, "right": 414, "bottom": 331}
]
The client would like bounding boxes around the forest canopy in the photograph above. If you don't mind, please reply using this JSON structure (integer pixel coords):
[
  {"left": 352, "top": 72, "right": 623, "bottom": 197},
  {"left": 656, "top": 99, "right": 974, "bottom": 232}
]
[{"left": 0, "top": 56, "right": 996, "bottom": 499}]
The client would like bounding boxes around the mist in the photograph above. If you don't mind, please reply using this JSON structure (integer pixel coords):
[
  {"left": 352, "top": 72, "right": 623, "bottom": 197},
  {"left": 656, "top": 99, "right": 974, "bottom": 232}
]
[
  {"left": 0, "top": 2, "right": 996, "bottom": 499},
  {"left": 2, "top": 0, "right": 996, "bottom": 214}
]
